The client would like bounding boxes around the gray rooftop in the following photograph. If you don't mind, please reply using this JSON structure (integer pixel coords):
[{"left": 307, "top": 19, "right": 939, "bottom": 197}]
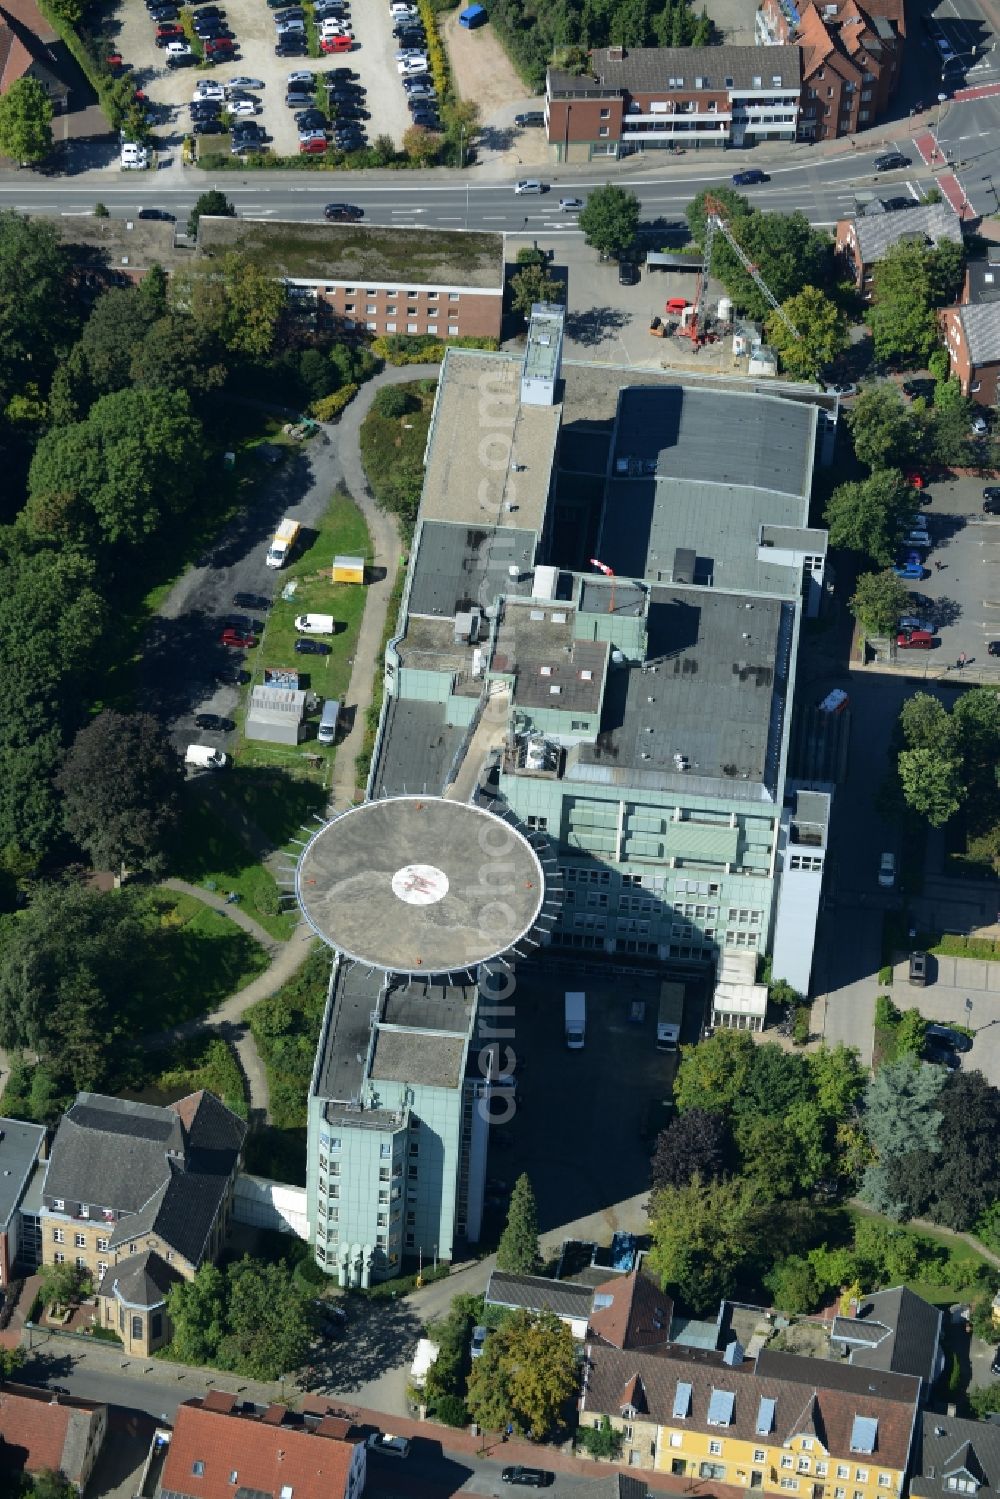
[
  {"left": 373, "top": 697, "right": 465, "bottom": 798},
  {"left": 549, "top": 44, "right": 801, "bottom": 96},
  {"left": 103, "top": 1248, "right": 183, "bottom": 1310},
  {"left": 487, "top": 1268, "right": 595, "bottom": 1320},
  {"left": 371, "top": 1028, "right": 468, "bottom": 1088},
  {"left": 422, "top": 351, "right": 560, "bottom": 535},
  {"left": 38, "top": 213, "right": 184, "bottom": 274},
  {"left": 959, "top": 302, "right": 1000, "bottom": 365},
  {"left": 576, "top": 587, "right": 791, "bottom": 789},
  {"left": 316, "top": 963, "right": 384, "bottom": 1104},
  {"left": 831, "top": 1287, "right": 942, "bottom": 1384},
  {"left": 247, "top": 685, "right": 306, "bottom": 725},
  {"left": 493, "top": 603, "right": 608, "bottom": 715},
  {"left": 296, "top": 796, "right": 545, "bottom": 974},
  {"left": 408, "top": 520, "right": 538, "bottom": 618},
  {"left": 849, "top": 201, "right": 962, "bottom": 264},
  {"left": 966, "top": 250, "right": 1000, "bottom": 305},
  {"left": 381, "top": 979, "right": 476, "bottom": 1034},
  {"left": 0, "top": 1119, "right": 45, "bottom": 1229},
  {"left": 579, "top": 579, "right": 646, "bottom": 617},
  {"left": 911, "top": 1410, "right": 1000, "bottom": 1499}
]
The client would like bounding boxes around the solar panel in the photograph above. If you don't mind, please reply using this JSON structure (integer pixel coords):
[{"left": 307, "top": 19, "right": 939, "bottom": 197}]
[
  {"left": 673, "top": 1382, "right": 692, "bottom": 1419},
  {"left": 756, "top": 1397, "right": 776, "bottom": 1435},
  {"left": 851, "top": 1416, "right": 878, "bottom": 1454},
  {"left": 707, "top": 1389, "right": 736, "bottom": 1427}
]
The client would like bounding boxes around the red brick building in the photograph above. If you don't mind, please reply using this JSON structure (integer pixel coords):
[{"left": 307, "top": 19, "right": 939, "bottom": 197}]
[
  {"left": 545, "top": 45, "right": 801, "bottom": 160},
  {"left": 0, "top": 1384, "right": 107, "bottom": 1493},
  {"left": 756, "top": 0, "right": 904, "bottom": 140},
  {"left": 835, "top": 201, "right": 963, "bottom": 293},
  {"left": 941, "top": 300, "right": 1000, "bottom": 407}
]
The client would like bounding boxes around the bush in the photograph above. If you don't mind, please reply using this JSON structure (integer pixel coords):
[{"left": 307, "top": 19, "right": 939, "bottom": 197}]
[
  {"left": 875, "top": 994, "right": 900, "bottom": 1028},
  {"left": 310, "top": 382, "right": 358, "bottom": 421},
  {"left": 371, "top": 333, "right": 499, "bottom": 366},
  {"left": 878, "top": 965, "right": 893, "bottom": 985},
  {"left": 579, "top": 1415, "right": 624, "bottom": 1460},
  {"left": 293, "top": 1254, "right": 328, "bottom": 1292},
  {"left": 792, "top": 1006, "right": 811, "bottom": 1045},
  {"left": 374, "top": 385, "right": 418, "bottom": 419},
  {"left": 416, "top": 0, "right": 450, "bottom": 102},
  {"left": 431, "top": 1392, "right": 470, "bottom": 1426}
]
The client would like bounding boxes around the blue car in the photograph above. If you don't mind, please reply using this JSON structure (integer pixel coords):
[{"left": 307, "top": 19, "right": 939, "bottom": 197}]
[{"left": 894, "top": 560, "right": 926, "bottom": 579}]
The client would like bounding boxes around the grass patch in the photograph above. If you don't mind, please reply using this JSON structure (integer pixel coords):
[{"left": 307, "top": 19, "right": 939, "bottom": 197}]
[
  {"left": 359, "top": 381, "right": 435, "bottom": 540},
  {"left": 169, "top": 788, "right": 295, "bottom": 940},
  {"left": 198, "top": 218, "right": 504, "bottom": 285},
  {"left": 219, "top": 769, "right": 327, "bottom": 850},
  {"left": 247, "top": 944, "right": 329, "bottom": 1132},
  {"left": 140, "top": 889, "right": 270, "bottom": 1026},
  {"left": 887, "top": 912, "right": 1000, "bottom": 963},
  {"left": 846, "top": 1207, "right": 993, "bottom": 1306},
  {"left": 355, "top": 559, "right": 405, "bottom": 789}
]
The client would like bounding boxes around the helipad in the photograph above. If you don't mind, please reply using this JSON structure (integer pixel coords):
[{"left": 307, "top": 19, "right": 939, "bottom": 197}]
[{"left": 296, "top": 795, "right": 546, "bottom": 974}]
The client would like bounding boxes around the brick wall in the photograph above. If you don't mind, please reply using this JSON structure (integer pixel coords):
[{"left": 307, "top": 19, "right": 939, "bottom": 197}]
[{"left": 312, "top": 283, "right": 501, "bottom": 340}]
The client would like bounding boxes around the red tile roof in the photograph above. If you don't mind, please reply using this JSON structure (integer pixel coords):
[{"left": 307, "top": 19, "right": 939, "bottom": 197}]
[
  {"left": 160, "top": 1400, "right": 359, "bottom": 1499},
  {"left": 589, "top": 1270, "right": 673, "bottom": 1352},
  {"left": 0, "top": 1384, "right": 105, "bottom": 1486}
]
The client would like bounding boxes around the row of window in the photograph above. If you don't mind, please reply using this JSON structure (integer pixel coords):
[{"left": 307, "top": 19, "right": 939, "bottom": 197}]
[
  {"left": 54, "top": 1253, "right": 108, "bottom": 1278},
  {"left": 53, "top": 1229, "right": 111, "bottom": 1249},
  {"left": 663, "top": 1435, "right": 892, "bottom": 1486}
]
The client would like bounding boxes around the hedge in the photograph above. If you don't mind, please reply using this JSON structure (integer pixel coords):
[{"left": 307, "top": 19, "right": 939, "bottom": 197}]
[
  {"left": 416, "top": 0, "right": 451, "bottom": 104},
  {"left": 371, "top": 333, "right": 499, "bottom": 365},
  {"left": 309, "top": 382, "right": 358, "bottom": 420}
]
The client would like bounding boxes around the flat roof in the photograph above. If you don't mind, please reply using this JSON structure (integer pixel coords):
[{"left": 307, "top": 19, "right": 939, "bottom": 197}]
[
  {"left": 576, "top": 587, "right": 791, "bottom": 788},
  {"left": 39, "top": 213, "right": 184, "bottom": 274},
  {"left": 371, "top": 1029, "right": 467, "bottom": 1088},
  {"left": 0, "top": 1119, "right": 45, "bottom": 1228},
  {"left": 421, "top": 351, "right": 560, "bottom": 534},
  {"left": 315, "top": 964, "right": 384, "bottom": 1104},
  {"left": 296, "top": 796, "right": 546, "bottom": 974},
  {"left": 408, "top": 520, "right": 538, "bottom": 618},
  {"left": 197, "top": 217, "right": 505, "bottom": 291},
  {"left": 523, "top": 305, "right": 564, "bottom": 382},
  {"left": 493, "top": 602, "right": 608, "bottom": 714},
  {"left": 382, "top": 979, "right": 476, "bottom": 1033},
  {"left": 373, "top": 698, "right": 465, "bottom": 797}
]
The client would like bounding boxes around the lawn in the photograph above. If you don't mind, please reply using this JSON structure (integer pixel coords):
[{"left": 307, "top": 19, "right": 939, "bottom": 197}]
[
  {"left": 846, "top": 1205, "right": 993, "bottom": 1306},
  {"left": 235, "top": 486, "right": 371, "bottom": 772},
  {"left": 138, "top": 888, "right": 270, "bottom": 1028},
  {"left": 219, "top": 768, "right": 327, "bottom": 850},
  {"left": 169, "top": 787, "right": 297, "bottom": 940},
  {"left": 359, "top": 381, "right": 435, "bottom": 540}
]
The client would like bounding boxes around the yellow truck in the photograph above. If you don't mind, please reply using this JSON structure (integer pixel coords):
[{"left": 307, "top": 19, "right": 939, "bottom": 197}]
[{"left": 266, "top": 517, "right": 300, "bottom": 569}]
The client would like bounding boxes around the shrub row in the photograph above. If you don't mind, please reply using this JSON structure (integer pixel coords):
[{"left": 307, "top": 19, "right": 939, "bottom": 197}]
[
  {"left": 309, "top": 382, "right": 358, "bottom": 420},
  {"left": 371, "top": 333, "right": 499, "bottom": 364},
  {"left": 416, "top": 0, "right": 451, "bottom": 103}
]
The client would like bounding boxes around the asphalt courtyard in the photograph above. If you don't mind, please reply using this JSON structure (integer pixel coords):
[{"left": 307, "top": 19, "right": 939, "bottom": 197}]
[{"left": 901, "top": 469, "right": 1000, "bottom": 670}]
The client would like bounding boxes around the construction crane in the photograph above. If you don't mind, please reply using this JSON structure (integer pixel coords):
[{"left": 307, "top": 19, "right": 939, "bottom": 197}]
[{"left": 685, "top": 193, "right": 801, "bottom": 346}]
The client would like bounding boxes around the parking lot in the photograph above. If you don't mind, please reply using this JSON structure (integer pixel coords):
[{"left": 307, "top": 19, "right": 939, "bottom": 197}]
[
  {"left": 890, "top": 951, "right": 1000, "bottom": 1087},
  {"left": 113, "top": 0, "right": 416, "bottom": 166},
  {"left": 896, "top": 470, "right": 1000, "bottom": 669}
]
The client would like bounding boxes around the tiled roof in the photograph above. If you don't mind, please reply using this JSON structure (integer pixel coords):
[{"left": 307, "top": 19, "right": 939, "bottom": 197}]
[
  {"left": 160, "top": 1399, "right": 359, "bottom": 1499},
  {"left": 582, "top": 1344, "right": 919, "bottom": 1473},
  {"left": 959, "top": 302, "right": 1000, "bottom": 365},
  {"left": 486, "top": 1269, "right": 594, "bottom": 1321},
  {"left": 911, "top": 1411, "right": 1000, "bottom": 1499},
  {"left": 834, "top": 1288, "right": 942, "bottom": 1383},
  {"left": 101, "top": 1248, "right": 184, "bottom": 1309},
  {"left": 849, "top": 201, "right": 962, "bottom": 264},
  {"left": 0, "top": 1383, "right": 105, "bottom": 1486},
  {"left": 589, "top": 1270, "right": 673, "bottom": 1351}
]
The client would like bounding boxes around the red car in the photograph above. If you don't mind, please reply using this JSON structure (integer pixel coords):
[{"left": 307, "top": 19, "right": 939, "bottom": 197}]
[
  {"left": 155, "top": 22, "right": 184, "bottom": 36},
  {"left": 205, "top": 35, "right": 235, "bottom": 51},
  {"left": 897, "top": 629, "right": 935, "bottom": 649},
  {"left": 905, "top": 470, "right": 927, "bottom": 490},
  {"left": 300, "top": 136, "right": 328, "bottom": 153},
  {"left": 320, "top": 33, "right": 351, "bottom": 50},
  {"left": 220, "top": 626, "right": 257, "bottom": 648}
]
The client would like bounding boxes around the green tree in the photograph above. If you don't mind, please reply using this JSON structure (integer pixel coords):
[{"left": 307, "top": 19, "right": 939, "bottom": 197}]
[
  {"left": 223, "top": 1256, "right": 312, "bottom": 1379},
  {"left": 578, "top": 185, "right": 641, "bottom": 259},
  {"left": 869, "top": 241, "right": 938, "bottom": 364},
  {"left": 929, "top": 378, "right": 973, "bottom": 465},
  {"left": 673, "top": 1028, "right": 756, "bottom": 1114},
  {"left": 686, "top": 202, "right": 830, "bottom": 321},
  {"left": 926, "top": 238, "right": 965, "bottom": 306},
  {"left": 806, "top": 1043, "right": 866, "bottom": 1120},
  {"left": 466, "top": 1310, "right": 577, "bottom": 1439},
  {"left": 56, "top": 710, "right": 183, "bottom": 876},
  {"left": 900, "top": 692, "right": 959, "bottom": 755},
  {"left": 764, "top": 1254, "right": 821, "bottom": 1314},
  {"left": 685, "top": 187, "right": 751, "bottom": 246},
  {"left": 970, "top": 1384, "right": 1000, "bottom": 1419},
  {"left": 402, "top": 124, "right": 442, "bottom": 165},
  {"left": 497, "top": 1173, "right": 542, "bottom": 1275},
  {"left": 166, "top": 1263, "right": 227, "bottom": 1364},
  {"left": 647, "top": 1173, "right": 763, "bottom": 1313},
  {"left": 38, "top": 1260, "right": 90, "bottom": 1309},
  {"left": 894, "top": 1007, "right": 928, "bottom": 1059},
  {"left": 898, "top": 745, "right": 965, "bottom": 826},
  {"left": 847, "top": 383, "right": 921, "bottom": 469},
  {"left": 766, "top": 286, "right": 847, "bottom": 381},
  {"left": 131, "top": 314, "right": 227, "bottom": 393},
  {"left": 851, "top": 1217, "right": 922, "bottom": 1283},
  {"left": 825, "top": 469, "right": 915, "bottom": 564},
  {"left": 850, "top": 569, "right": 912, "bottom": 637},
  {"left": 0, "top": 212, "right": 79, "bottom": 395},
  {"left": 31, "top": 1472, "right": 77, "bottom": 1499},
  {"left": 0, "top": 77, "right": 53, "bottom": 165},
  {"left": 579, "top": 1415, "right": 625, "bottom": 1459},
  {"left": 651, "top": 1107, "right": 730, "bottom": 1191},
  {"left": 187, "top": 190, "right": 235, "bottom": 239},
  {"left": 218, "top": 252, "right": 286, "bottom": 357},
  {"left": 510, "top": 262, "right": 564, "bottom": 319},
  {"left": 65, "top": 286, "right": 161, "bottom": 406},
  {"left": 0, "top": 1347, "right": 25, "bottom": 1381}
]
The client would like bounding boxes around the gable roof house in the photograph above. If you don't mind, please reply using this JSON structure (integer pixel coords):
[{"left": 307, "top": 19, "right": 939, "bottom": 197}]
[
  {"left": 0, "top": 1383, "right": 107, "bottom": 1493},
  {"left": 910, "top": 1410, "right": 1000, "bottom": 1499},
  {"left": 0, "top": 0, "right": 69, "bottom": 115},
  {"left": 941, "top": 302, "right": 1000, "bottom": 408},
  {"left": 158, "top": 1393, "right": 367, "bottom": 1499},
  {"left": 830, "top": 1287, "right": 943, "bottom": 1389},
  {"left": 41, "top": 1091, "right": 246, "bottom": 1358},
  {"left": 835, "top": 201, "right": 963, "bottom": 293}
]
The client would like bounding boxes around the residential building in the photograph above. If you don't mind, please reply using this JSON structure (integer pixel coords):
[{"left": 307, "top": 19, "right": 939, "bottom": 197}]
[
  {"left": 0, "top": 1117, "right": 45, "bottom": 1286},
  {"left": 0, "top": 1383, "right": 107, "bottom": 1494},
  {"left": 545, "top": 45, "right": 801, "bottom": 160},
  {"left": 962, "top": 245, "right": 1000, "bottom": 305},
  {"left": 40, "top": 1091, "right": 246, "bottom": 1356},
  {"left": 910, "top": 1410, "right": 1000, "bottom": 1499},
  {"left": 579, "top": 1340, "right": 921, "bottom": 1488},
  {"left": 830, "top": 1287, "right": 943, "bottom": 1390},
  {"left": 486, "top": 1269, "right": 597, "bottom": 1337},
  {"left": 0, "top": 0, "right": 70, "bottom": 114},
  {"left": 196, "top": 216, "right": 505, "bottom": 342},
  {"left": 940, "top": 301, "right": 1000, "bottom": 406},
  {"left": 159, "top": 1393, "right": 367, "bottom": 1499},
  {"left": 835, "top": 202, "right": 963, "bottom": 294},
  {"left": 756, "top": 0, "right": 903, "bottom": 140}
]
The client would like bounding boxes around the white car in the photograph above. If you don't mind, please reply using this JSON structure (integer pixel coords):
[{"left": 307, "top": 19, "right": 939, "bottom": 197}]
[
  {"left": 367, "top": 1434, "right": 411, "bottom": 1459},
  {"left": 229, "top": 75, "right": 264, "bottom": 87},
  {"left": 398, "top": 55, "right": 427, "bottom": 71},
  {"left": 559, "top": 196, "right": 583, "bottom": 210},
  {"left": 287, "top": 69, "right": 314, "bottom": 84},
  {"left": 229, "top": 98, "right": 259, "bottom": 115},
  {"left": 194, "top": 82, "right": 226, "bottom": 99},
  {"left": 321, "top": 20, "right": 352, "bottom": 34},
  {"left": 971, "top": 413, "right": 988, "bottom": 435},
  {"left": 514, "top": 179, "right": 546, "bottom": 194},
  {"left": 878, "top": 851, "right": 896, "bottom": 889},
  {"left": 120, "top": 143, "right": 148, "bottom": 169},
  {"left": 165, "top": 40, "right": 192, "bottom": 55},
  {"left": 395, "top": 46, "right": 424, "bottom": 57}
]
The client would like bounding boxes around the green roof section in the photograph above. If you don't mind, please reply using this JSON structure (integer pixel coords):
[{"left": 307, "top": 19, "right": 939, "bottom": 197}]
[
  {"left": 666, "top": 823, "right": 740, "bottom": 863},
  {"left": 197, "top": 217, "right": 505, "bottom": 290}
]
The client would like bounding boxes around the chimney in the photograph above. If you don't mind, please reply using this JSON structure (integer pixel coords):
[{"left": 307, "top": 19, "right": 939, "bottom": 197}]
[
  {"left": 608, "top": 45, "right": 624, "bottom": 59},
  {"left": 947, "top": 1404, "right": 957, "bottom": 1418}
]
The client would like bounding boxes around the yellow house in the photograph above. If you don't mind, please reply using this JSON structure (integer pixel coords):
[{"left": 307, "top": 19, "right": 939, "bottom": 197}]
[{"left": 581, "top": 1339, "right": 920, "bottom": 1496}]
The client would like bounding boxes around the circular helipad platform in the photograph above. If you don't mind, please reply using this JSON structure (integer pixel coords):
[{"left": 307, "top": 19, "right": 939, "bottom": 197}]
[{"left": 296, "top": 796, "right": 546, "bottom": 974}]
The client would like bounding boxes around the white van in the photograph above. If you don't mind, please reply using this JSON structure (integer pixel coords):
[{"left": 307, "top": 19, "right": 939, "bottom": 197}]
[
  {"left": 317, "top": 698, "right": 341, "bottom": 745},
  {"left": 295, "top": 613, "right": 336, "bottom": 635},
  {"left": 185, "top": 744, "right": 228, "bottom": 770}
]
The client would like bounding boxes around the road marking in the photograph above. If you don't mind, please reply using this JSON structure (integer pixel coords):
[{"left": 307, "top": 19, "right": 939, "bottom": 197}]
[{"left": 60, "top": 209, "right": 95, "bottom": 215}]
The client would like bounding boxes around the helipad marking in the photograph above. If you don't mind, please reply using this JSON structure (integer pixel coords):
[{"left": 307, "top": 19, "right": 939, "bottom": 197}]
[{"left": 391, "top": 864, "right": 450, "bottom": 906}]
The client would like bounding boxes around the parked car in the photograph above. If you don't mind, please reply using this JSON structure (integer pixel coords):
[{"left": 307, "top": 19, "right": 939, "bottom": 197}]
[
  {"left": 220, "top": 626, "right": 257, "bottom": 648},
  {"left": 983, "top": 486, "right": 1000, "bottom": 512},
  {"left": 905, "top": 469, "right": 927, "bottom": 489},
  {"left": 327, "top": 65, "right": 357, "bottom": 76},
  {"left": 229, "top": 74, "right": 264, "bottom": 87},
  {"left": 167, "top": 49, "right": 196, "bottom": 63},
  {"left": 514, "top": 110, "right": 544, "bottom": 126},
  {"left": 204, "top": 37, "right": 236, "bottom": 54},
  {"left": 277, "top": 38, "right": 309, "bottom": 52},
  {"left": 874, "top": 150, "right": 910, "bottom": 171},
  {"left": 164, "top": 42, "right": 194, "bottom": 57},
  {"left": 229, "top": 98, "right": 259, "bottom": 115},
  {"left": 193, "top": 118, "right": 225, "bottom": 132},
  {"left": 896, "top": 629, "right": 935, "bottom": 649},
  {"left": 410, "top": 109, "right": 440, "bottom": 127},
  {"left": 971, "top": 413, "right": 989, "bottom": 435},
  {"left": 731, "top": 168, "right": 769, "bottom": 185},
  {"left": 138, "top": 207, "right": 175, "bottom": 220},
  {"left": 893, "top": 560, "right": 926, "bottom": 579},
  {"left": 320, "top": 35, "right": 352, "bottom": 50},
  {"left": 151, "top": 6, "right": 180, "bottom": 20},
  {"left": 902, "top": 378, "right": 935, "bottom": 401},
  {"left": 194, "top": 713, "right": 235, "bottom": 731},
  {"left": 501, "top": 1471, "right": 553, "bottom": 1488},
  {"left": 470, "top": 1325, "right": 488, "bottom": 1359},
  {"left": 194, "top": 81, "right": 226, "bottom": 97},
  {"left": 299, "top": 137, "right": 327, "bottom": 153},
  {"left": 925, "top": 1023, "right": 972, "bottom": 1053},
  {"left": 908, "top": 950, "right": 928, "bottom": 985},
  {"left": 367, "top": 1434, "right": 410, "bottom": 1458},
  {"left": 989, "top": 640, "right": 1000, "bottom": 656},
  {"left": 898, "top": 615, "right": 936, "bottom": 634},
  {"left": 924, "top": 1041, "right": 960, "bottom": 1070},
  {"left": 619, "top": 260, "right": 639, "bottom": 286},
  {"left": 878, "top": 851, "right": 896, "bottom": 888}
]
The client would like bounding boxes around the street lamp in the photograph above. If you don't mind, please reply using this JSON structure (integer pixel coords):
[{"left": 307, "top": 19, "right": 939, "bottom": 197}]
[{"left": 933, "top": 92, "right": 948, "bottom": 161}]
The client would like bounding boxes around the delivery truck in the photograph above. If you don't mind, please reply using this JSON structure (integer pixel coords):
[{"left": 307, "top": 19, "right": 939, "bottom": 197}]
[
  {"left": 295, "top": 613, "right": 336, "bottom": 635},
  {"left": 266, "top": 517, "right": 300, "bottom": 569},
  {"left": 564, "top": 990, "right": 586, "bottom": 1050},
  {"left": 656, "top": 981, "right": 685, "bottom": 1052},
  {"left": 184, "top": 744, "right": 228, "bottom": 770}
]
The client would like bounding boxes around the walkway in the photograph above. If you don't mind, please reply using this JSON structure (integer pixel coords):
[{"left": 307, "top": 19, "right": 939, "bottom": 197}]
[
  {"left": 329, "top": 363, "right": 440, "bottom": 808},
  {"left": 849, "top": 1198, "right": 1000, "bottom": 1270},
  {"left": 912, "top": 128, "right": 976, "bottom": 220}
]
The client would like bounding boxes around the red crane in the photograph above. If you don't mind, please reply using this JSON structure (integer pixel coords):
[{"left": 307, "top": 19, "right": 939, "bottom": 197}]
[{"left": 685, "top": 194, "right": 801, "bottom": 347}]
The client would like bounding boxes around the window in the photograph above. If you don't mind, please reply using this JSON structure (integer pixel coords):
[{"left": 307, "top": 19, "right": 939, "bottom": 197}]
[
  {"left": 709, "top": 1442, "right": 723, "bottom": 1456},
  {"left": 782, "top": 1458, "right": 795, "bottom": 1470},
  {"left": 230, "top": 1474, "right": 239, "bottom": 1486},
  {"left": 798, "top": 1460, "right": 811, "bottom": 1473},
  {"left": 54, "top": 1252, "right": 65, "bottom": 1264},
  {"left": 838, "top": 1468, "right": 850, "bottom": 1480},
  {"left": 132, "top": 1315, "right": 143, "bottom": 1340},
  {"left": 856, "top": 1472, "right": 869, "bottom": 1483},
  {"left": 80, "top": 1205, "right": 89, "bottom": 1217},
  {"left": 817, "top": 1465, "right": 829, "bottom": 1477},
  {"left": 53, "top": 1198, "right": 64, "bottom": 1211},
  {"left": 623, "top": 1425, "right": 634, "bottom": 1440},
  {"left": 366, "top": 303, "right": 377, "bottom": 314},
  {"left": 366, "top": 322, "right": 377, "bottom": 331},
  {"left": 151, "top": 1312, "right": 163, "bottom": 1340},
  {"left": 428, "top": 291, "right": 438, "bottom": 300},
  {"left": 600, "top": 107, "right": 611, "bottom": 118},
  {"left": 52, "top": 1228, "right": 64, "bottom": 1243},
  {"left": 76, "top": 1256, "right": 87, "bottom": 1270},
  {"left": 878, "top": 1478, "right": 891, "bottom": 1489},
  {"left": 427, "top": 325, "right": 437, "bottom": 336},
  {"left": 448, "top": 292, "right": 459, "bottom": 301},
  {"left": 599, "top": 127, "right": 610, "bottom": 137},
  {"left": 75, "top": 1233, "right": 86, "bottom": 1247},
  {"left": 448, "top": 324, "right": 459, "bottom": 335},
  {"left": 97, "top": 1259, "right": 108, "bottom": 1278},
  {"left": 405, "top": 1232, "right": 415, "bottom": 1246},
  {"left": 699, "top": 1465, "right": 726, "bottom": 1482},
  {"left": 407, "top": 322, "right": 418, "bottom": 333},
  {"left": 754, "top": 1452, "right": 767, "bottom": 1464},
  {"left": 377, "top": 1212, "right": 388, "bottom": 1227},
  {"left": 801, "top": 1441, "right": 814, "bottom": 1452},
  {"left": 780, "top": 1483, "right": 799, "bottom": 1493},
  {"left": 670, "top": 1435, "right": 683, "bottom": 1449},
  {"left": 193, "top": 1463, "right": 206, "bottom": 1477},
  {"left": 379, "top": 1166, "right": 390, "bottom": 1179}
]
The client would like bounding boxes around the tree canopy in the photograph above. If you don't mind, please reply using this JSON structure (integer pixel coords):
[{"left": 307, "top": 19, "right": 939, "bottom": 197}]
[
  {"left": 0, "top": 77, "right": 54, "bottom": 165},
  {"left": 869, "top": 239, "right": 964, "bottom": 365},
  {"left": 465, "top": 1310, "right": 577, "bottom": 1438},
  {"left": 766, "top": 286, "right": 847, "bottom": 382},
  {"left": 166, "top": 1255, "right": 312, "bottom": 1378},
  {"left": 846, "top": 384, "right": 921, "bottom": 470},
  {"left": 496, "top": 1173, "right": 542, "bottom": 1275},
  {"left": 850, "top": 569, "right": 912, "bottom": 637},
  {"left": 685, "top": 195, "right": 832, "bottom": 321},
  {"left": 578, "top": 185, "right": 641, "bottom": 259},
  {"left": 824, "top": 469, "right": 915, "bottom": 564},
  {"left": 651, "top": 1107, "right": 730, "bottom": 1191}
]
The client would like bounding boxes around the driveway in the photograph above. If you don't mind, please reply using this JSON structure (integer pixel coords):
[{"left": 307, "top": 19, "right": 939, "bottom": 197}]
[{"left": 890, "top": 950, "right": 1000, "bottom": 1084}]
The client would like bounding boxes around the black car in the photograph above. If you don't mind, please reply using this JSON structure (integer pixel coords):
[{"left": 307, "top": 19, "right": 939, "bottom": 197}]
[
  {"left": 298, "top": 108, "right": 328, "bottom": 126},
  {"left": 992, "top": 1347, "right": 1000, "bottom": 1377},
  {"left": 925, "top": 1023, "right": 972, "bottom": 1053},
  {"left": 194, "top": 713, "right": 235, "bottom": 732},
  {"left": 983, "top": 486, "right": 1000, "bottom": 512},
  {"left": 402, "top": 74, "right": 432, "bottom": 90},
  {"left": 193, "top": 119, "right": 225, "bottom": 133},
  {"left": 166, "top": 51, "right": 196, "bottom": 64},
  {"left": 191, "top": 102, "right": 221, "bottom": 118},
  {"left": 731, "top": 168, "right": 769, "bottom": 185},
  {"left": 501, "top": 1471, "right": 553, "bottom": 1489},
  {"left": 324, "top": 201, "right": 363, "bottom": 220},
  {"left": 151, "top": 6, "right": 180, "bottom": 19},
  {"left": 137, "top": 207, "right": 175, "bottom": 220},
  {"left": 618, "top": 259, "right": 639, "bottom": 286},
  {"left": 880, "top": 195, "right": 917, "bottom": 211},
  {"left": 923, "top": 1041, "right": 960, "bottom": 1070},
  {"left": 327, "top": 65, "right": 356, "bottom": 76},
  {"left": 902, "top": 378, "right": 935, "bottom": 401},
  {"left": 990, "top": 640, "right": 1000, "bottom": 656},
  {"left": 514, "top": 110, "right": 544, "bottom": 125},
  {"left": 294, "top": 639, "right": 332, "bottom": 655},
  {"left": 217, "top": 665, "right": 251, "bottom": 686},
  {"left": 286, "top": 91, "right": 313, "bottom": 106},
  {"left": 232, "top": 591, "right": 270, "bottom": 612},
  {"left": 198, "top": 5, "right": 226, "bottom": 14},
  {"left": 276, "top": 38, "right": 308, "bottom": 52},
  {"left": 874, "top": 150, "right": 910, "bottom": 171},
  {"left": 410, "top": 110, "right": 440, "bottom": 128}
]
